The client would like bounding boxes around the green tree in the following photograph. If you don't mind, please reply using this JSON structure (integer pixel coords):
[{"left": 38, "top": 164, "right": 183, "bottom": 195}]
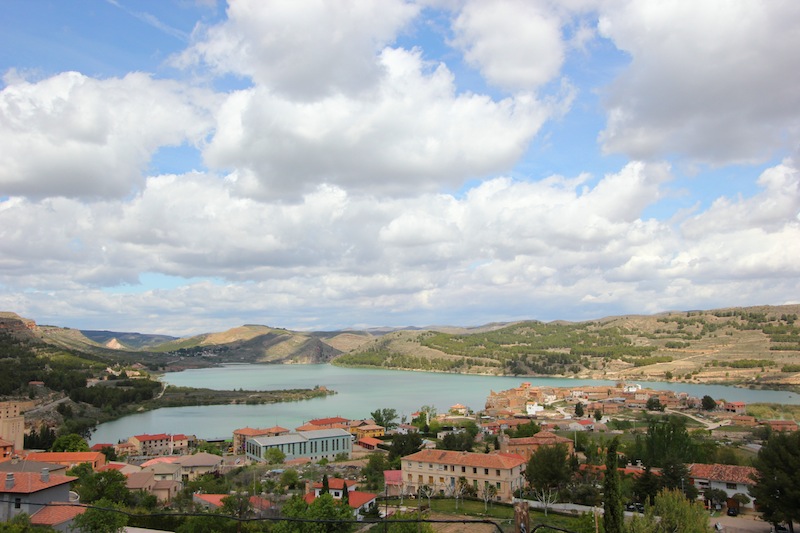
[
  {"left": 265, "top": 447, "right": 286, "bottom": 464},
  {"left": 370, "top": 408, "right": 399, "bottom": 430},
  {"left": 627, "top": 489, "right": 710, "bottom": 533},
  {"left": 633, "top": 465, "right": 661, "bottom": 506},
  {"left": 50, "top": 433, "right": 89, "bottom": 452},
  {"left": 74, "top": 469, "right": 131, "bottom": 505},
  {"left": 388, "top": 433, "right": 422, "bottom": 465},
  {"left": 750, "top": 430, "right": 800, "bottom": 532},
  {"left": 594, "top": 409, "right": 603, "bottom": 422},
  {"left": 221, "top": 492, "right": 254, "bottom": 521},
  {"left": 280, "top": 469, "right": 300, "bottom": 490},
  {"left": 660, "top": 457, "right": 698, "bottom": 500},
  {"left": 525, "top": 443, "right": 571, "bottom": 491},
  {"left": 603, "top": 439, "right": 624, "bottom": 533},
  {"left": 72, "top": 497, "right": 128, "bottom": 533},
  {"left": 275, "top": 493, "right": 354, "bottom": 533},
  {"left": 321, "top": 474, "right": 330, "bottom": 495},
  {"left": 701, "top": 395, "right": 717, "bottom": 411},
  {"left": 575, "top": 403, "right": 585, "bottom": 417},
  {"left": 703, "top": 488, "right": 729, "bottom": 510},
  {"left": 646, "top": 397, "right": 663, "bottom": 411},
  {"left": 361, "top": 453, "right": 389, "bottom": 490}
]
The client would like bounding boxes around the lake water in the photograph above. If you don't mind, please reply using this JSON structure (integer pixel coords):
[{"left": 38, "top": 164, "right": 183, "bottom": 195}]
[{"left": 89, "top": 364, "right": 800, "bottom": 444}]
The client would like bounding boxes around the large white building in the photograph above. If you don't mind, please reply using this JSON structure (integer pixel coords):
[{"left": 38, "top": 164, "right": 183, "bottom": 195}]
[{"left": 245, "top": 428, "right": 352, "bottom": 463}]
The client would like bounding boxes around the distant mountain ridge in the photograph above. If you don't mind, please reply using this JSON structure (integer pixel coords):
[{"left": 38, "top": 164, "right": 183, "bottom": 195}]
[{"left": 1, "top": 305, "right": 798, "bottom": 387}]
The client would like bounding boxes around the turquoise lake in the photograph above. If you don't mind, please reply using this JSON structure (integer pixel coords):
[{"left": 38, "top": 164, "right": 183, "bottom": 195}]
[{"left": 89, "top": 364, "right": 800, "bottom": 444}]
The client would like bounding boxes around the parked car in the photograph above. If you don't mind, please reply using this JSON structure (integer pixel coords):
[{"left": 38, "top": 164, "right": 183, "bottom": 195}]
[{"left": 726, "top": 507, "right": 738, "bottom": 516}]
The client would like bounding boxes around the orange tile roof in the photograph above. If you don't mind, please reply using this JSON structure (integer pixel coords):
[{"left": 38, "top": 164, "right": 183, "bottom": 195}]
[
  {"left": 30, "top": 502, "right": 86, "bottom": 526},
  {"left": 309, "top": 417, "right": 350, "bottom": 426},
  {"left": 90, "top": 443, "right": 113, "bottom": 451},
  {"left": 25, "top": 452, "right": 104, "bottom": 465},
  {"left": 403, "top": 450, "right": 526, "bottom": 469},
  {"left": 357, "top": 437, "right": 383, "bottom": 447},
  {"left": 347, "top": 491, "right": 377, "bottom": 508},
  {"left": 235, "top": 427, "right": 285, "bottom": 436},
  {"left": 139, "top": 456, "right": 180, "bottom": 468},
  {"left": 689, "top": 463, "right": 758, "bottom": 485},
  {"left": 0, "top": 472, "right": 76, "bottom": 494},
  {"left": 508, "top": 431, "right": 572, "bottom": 446},
  {"left": 195, "top": 493, "right": 226, "bottom": 508}
]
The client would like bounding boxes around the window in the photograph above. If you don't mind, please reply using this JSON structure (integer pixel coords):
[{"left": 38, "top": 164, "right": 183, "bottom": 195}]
[
  {"left": 484, "top": 469, "right": 489, "bottom": 475},
  {"left": 428, "top": 476, "right": 433, "bottom": 484},
  {"left": 496, "top": 482, "right": 501, "bottom": 489},
  {"left": 496, "top": 470, "right": 500, "bottom": 476},
  {"left": 726, "top": 483, "right": 737, "bottom": 490},
  {"left": 461, "top": 466, "right": 466, "bottom": 473},
  {"left": 14, "top": 498, "right": 21, "bottom": 509},
  {"left": 473, "top": 468, "right": 477, "bottom": 474}
]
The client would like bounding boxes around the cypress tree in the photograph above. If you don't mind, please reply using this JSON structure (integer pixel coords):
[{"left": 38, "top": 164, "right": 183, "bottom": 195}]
[
  {"left": 603, "top": 438, "right": 624, "bottom": 533},
  {"left": 321, "top": 474, "right": 330, "bottom": 495}
]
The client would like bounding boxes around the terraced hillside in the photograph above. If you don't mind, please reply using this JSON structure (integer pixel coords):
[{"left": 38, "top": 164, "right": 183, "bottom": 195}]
[{"left": 333, "top": 305, "right": 800, "bottom": 388}]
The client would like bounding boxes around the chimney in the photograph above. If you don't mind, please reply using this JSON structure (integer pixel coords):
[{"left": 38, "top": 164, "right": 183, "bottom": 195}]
[
  {"left": 5, "top": 473, "right": 14, "bottom": 490},
  {"left": 41, "top": 468, "right": 50, "bottom": 483}
]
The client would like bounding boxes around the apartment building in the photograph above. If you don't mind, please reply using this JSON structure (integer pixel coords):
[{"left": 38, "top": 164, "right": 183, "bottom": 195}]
[
  {"left": 245, "top": 428, "right": 352, "bottom": 463},
  {"left": 401, "top": 449, "right": 526, "bottom": 502}
]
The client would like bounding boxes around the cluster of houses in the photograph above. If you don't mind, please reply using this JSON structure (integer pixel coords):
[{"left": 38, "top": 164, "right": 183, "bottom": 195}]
[
  {"left": 1, "top": 380, "right": 799, "bottom": 530},
  {"left": 484, "top": 382, "right": 799, "bottom": 432}
]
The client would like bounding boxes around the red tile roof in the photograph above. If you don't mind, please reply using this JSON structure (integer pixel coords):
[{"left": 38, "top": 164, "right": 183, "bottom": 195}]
[
  {"left": 90, "top": 443, "right": 113, "bottom": 452},
  {"left": 403, "top": 450, "right": 526, "bottom": 469},
  {"left": 304, "top": 491, "right": 376, "bottom": 509},
  {"left": 195, "top": 493, "right": 226, "bottom": 508},
  {"left": 689, "top": 463, "right": 758, "bottom": 485},
  {"left": 384, "top": 470, "right": 402, "bottom": 485},
  {"left": 30, "top": 502, "right": 86, "bottom": 526},
  {"left": 0, "top": 472, "right": 76, "bottom": 494},
  {"left": 133, "top": 433, "right": 170, "bottom": 441}
]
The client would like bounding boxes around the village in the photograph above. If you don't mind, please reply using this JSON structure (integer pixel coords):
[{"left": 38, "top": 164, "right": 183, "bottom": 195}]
[{"left": 0, "top": 379, "right": 797, "bottom": 531}]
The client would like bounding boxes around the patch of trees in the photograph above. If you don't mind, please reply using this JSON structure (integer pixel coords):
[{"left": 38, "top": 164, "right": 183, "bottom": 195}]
[
  {"left": 623, "top": 355, "right": 673, "bottom": 367},
  {"left": 710, "top": 358, "right": 776, "bottom": 368},
  {"left": 69, "top": 378, "right": 161, "bottom": 410}
]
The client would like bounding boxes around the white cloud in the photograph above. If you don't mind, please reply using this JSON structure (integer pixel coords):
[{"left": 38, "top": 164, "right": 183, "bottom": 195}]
[
  {"left": 3, "top": 159, "right": 797, "bottom": 333},
  {"left": 450, "top": 0, "right": 566, "bottom": 91},
  {"left": 597, "top": 1, "right": 800, "bottom": 164},
  {"left": 0, "top": 71, "right": 215, "bottom": 199},
  {"left": 176, "top": 0, "right": 420, "bottom": 99},
  {"left": 204, "top": 48, "right": 551, "bottom": 199}
]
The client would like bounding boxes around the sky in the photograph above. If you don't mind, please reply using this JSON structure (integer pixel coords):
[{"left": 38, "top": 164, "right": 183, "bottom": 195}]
[{"left": 1, "top": 0, "right": 799, "bottom": 336}]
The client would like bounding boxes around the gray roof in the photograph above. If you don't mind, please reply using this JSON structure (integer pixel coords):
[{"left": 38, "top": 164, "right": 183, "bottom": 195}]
[
  {"left": 0, "top": 460, "right": 67, "bottom": 474},
  {"left": 249, "top": 428, "right": 350, "bottom": 446}
]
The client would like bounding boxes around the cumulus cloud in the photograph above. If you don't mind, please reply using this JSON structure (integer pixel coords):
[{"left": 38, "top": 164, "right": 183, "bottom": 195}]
[
  {"left": 450, "top": 0, "right": 566, "bottom": 91},
  {"left": 597, "top": 1, "right": 800, "bottom": 164},
  {"left": 175, "top": 0, "right": 420, "bottom": 99},
  {"left": 2, "top": 159, "right": 798, "bottom": 333},
  {"left": 0, "top": 71, "right": 215, "bottom": 199},
  {"left": 204, "top": 47, "right": 552, "bottom": 199}
]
